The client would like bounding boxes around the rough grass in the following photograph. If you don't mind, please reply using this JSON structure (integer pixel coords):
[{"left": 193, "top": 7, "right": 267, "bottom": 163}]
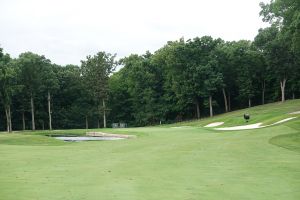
[{"left": 0, "top": 100, "right": 300, "bottom": 200}]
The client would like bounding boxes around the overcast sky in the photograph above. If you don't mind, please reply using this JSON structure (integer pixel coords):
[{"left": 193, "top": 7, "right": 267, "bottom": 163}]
[{"left": 0, "top": 0, "right": 270, "bottom": 66}]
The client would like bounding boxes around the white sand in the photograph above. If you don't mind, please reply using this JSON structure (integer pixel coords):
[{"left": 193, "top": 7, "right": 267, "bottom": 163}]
[
  {"left": 289, "top": 111, "right": 300, "bottom": 115},
  {"left": 215, "top": 123, "right": 263, "bottom": 131},
  {"left": 204, "top": 122, "right": 224, "bottom": 127}
]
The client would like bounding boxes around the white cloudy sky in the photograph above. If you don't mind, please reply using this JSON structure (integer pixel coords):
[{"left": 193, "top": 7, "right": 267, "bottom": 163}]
[{"left": 0, "top": 0, "right": 270, "bottom": 66}]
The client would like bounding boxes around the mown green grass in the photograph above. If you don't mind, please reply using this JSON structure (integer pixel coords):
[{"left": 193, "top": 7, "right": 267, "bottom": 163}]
[{"left": 0, "top": 100, "right": 299, "bottom": 200}]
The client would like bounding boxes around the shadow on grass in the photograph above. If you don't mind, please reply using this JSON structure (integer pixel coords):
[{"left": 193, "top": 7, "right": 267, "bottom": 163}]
[
  {"left": 269, "top": 132, "right": 300, "bottom": 153},
  {"left": 0, "top": 134, "right": 66, "bottom": 146}
]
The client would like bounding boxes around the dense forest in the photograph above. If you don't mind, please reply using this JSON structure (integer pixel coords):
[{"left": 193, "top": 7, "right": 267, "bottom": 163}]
[{"left": 0, "top": 0, "right": 299, "bottom": 131}]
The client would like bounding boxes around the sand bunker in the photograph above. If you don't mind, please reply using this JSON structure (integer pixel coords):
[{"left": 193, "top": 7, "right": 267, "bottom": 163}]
[
  {"left": 215, "top": 117, "right": 297, "bottom": 131},
  {"left": 289, "top": 111, "right": 300, "bottom": 115},
  {"left": 215, "top": 123, "right": 262, "bottom": 131},
  {"left": 204, "top": 122, "right": 224, "bottom": 127}
]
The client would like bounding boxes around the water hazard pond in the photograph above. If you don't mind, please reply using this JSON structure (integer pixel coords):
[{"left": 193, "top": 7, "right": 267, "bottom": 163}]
[
  {"left": 48, "top": 132, "right": 134, "bottom": 142},
  {"left": 53, "top": 136, "right": 125, "bottom": 142}
]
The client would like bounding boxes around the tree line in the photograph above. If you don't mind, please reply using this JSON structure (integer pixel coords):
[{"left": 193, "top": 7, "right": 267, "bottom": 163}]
[{"left": 0, "top": 0, "right": 299, "bottom": 131}]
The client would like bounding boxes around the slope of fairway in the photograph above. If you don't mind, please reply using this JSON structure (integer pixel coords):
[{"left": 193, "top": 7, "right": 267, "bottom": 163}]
[
  {"left": 0, "top": 100, "right": 300, "bottom": 200},
  {"left": 171, "top": 99, "right": 300, "bottom": 128}
]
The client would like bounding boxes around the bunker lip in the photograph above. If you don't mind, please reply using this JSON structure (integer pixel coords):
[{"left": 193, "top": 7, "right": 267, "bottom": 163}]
[{"left": 204, "top": 122, "right": 224, "bottom": 127}]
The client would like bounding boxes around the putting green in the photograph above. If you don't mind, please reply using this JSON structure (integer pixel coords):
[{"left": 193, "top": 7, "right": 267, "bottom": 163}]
[{"left": 0, "top": 100, "right": 300, "bottom": 200}]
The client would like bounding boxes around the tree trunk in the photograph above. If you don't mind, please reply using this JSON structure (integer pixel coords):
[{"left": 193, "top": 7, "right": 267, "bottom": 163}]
[
  {"left": 42, "top": 121, "right": 45, "bottom": 130},
  {"left": 209, "top": 95, "right": 213, "bottom": 117},
  {"left": 48, "top": 91, "right": 52, "bottom": 130},
  {"left": 6, "top": 106, "right": 12, "bottom": 132},
  {"left": 85, "top": 115, "right": 88, "bottom": 129},
  {"left": 292, "top": 93, "right": 295, "bottom": 99},
  {"left": 222, "top": 88, "right": 228, "bottom": 112},
  {"left": 262, "top": 80, "right": 265, "bottom": 105},
  {"left": 196, "top": 100, "right": 200, "bottom": 119},
  {"left": 280, "top": 78, "right": 287, "bottom": 102},
  {"left": 9, "top": 106, "right": 12, "bottom": 132},
  {"left": 248, "top": 98, "right": 251, "bottom": 108},
  {"left": 7, "top": 105, "right": 12, "bottom": 132},
  {"left": 228, "top": 92, "right": 231, "bottom": 111},
  {"left": 5, "top": 106, "right": 12, "bottom": 133},
  {"left": 97, "top": 119, "right": 100, "bottom": 128},
  {"left": 30, "top": 95, "right": 35, "bottom": 130},
  {"left": 22, "top": 111, "right": 26, "bottom": 130},
  {"left": 103, "top": 99, "right": 107, "bottom": 128},
  {"left": 5, "top": 107, "right": 9, "bottom": 132}
]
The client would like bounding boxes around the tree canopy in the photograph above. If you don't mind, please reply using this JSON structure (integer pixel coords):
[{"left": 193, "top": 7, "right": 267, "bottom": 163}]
[{"left": 0, "top": 0, "right": 299, "bottom": 131}]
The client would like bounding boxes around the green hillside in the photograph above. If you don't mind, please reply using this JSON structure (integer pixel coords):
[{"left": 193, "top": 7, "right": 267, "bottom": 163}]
[{"left": 171, "top": 99, "right": 300, "bottom": 127}]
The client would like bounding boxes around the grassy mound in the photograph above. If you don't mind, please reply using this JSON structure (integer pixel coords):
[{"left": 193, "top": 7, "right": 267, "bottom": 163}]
[
  {"left": 269, "top": 118, "right": 300, "bottom": 153},
  {"left": 270, "top": 132, "right": 300, "bottom": 153}
]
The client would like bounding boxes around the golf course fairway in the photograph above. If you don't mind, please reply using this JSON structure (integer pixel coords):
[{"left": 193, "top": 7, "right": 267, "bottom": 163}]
[{"left": 0, "top": 100, "right": 300, "bottom": 200}]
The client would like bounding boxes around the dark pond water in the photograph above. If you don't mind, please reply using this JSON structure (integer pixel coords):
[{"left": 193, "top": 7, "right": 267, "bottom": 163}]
[{"left": 53, "top": 136, "right": 125, "bottom": 142}]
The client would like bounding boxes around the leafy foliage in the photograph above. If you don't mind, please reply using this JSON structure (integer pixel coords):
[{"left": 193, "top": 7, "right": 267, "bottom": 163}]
[{"left": 0, "top": 0, "right": 299, "bottom": 129}]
